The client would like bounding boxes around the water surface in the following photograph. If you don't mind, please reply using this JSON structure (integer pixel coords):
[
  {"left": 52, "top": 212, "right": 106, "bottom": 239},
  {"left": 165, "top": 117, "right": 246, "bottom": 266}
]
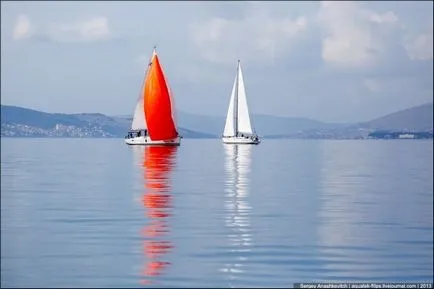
[{"left": 1, "top": 139, "right": 433, "bottom": 287}]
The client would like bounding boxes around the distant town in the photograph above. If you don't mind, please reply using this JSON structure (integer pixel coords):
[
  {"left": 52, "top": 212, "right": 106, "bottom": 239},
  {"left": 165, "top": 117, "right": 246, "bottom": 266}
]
[
  {"left": 367, "top": 131, "right": 433, "bottom": 140},
  {"left": 1, "top": 103, "right": 433, "bottom": 140}
]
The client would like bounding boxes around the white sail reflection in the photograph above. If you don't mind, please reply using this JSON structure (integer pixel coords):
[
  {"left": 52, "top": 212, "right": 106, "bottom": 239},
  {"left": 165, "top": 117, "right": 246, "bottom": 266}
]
[
  {"left": 131, "top": 146, "right": 145, "bottom": 203},
  {"left": 221, "top": 144, "right": 253, "bottom": 282}
]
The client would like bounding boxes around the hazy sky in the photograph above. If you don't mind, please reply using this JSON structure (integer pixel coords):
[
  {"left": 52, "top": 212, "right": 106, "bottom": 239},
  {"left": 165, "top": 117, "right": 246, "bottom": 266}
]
[{"left": 1, "top": 1, "right": 433, "bottom": 123}]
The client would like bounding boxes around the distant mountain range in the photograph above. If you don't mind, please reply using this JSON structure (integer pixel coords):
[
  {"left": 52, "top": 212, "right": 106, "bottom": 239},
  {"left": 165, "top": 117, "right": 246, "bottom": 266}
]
[
  {"left": 0, "top": 105, "right": 215, "bottom": 138},
  {"left": 1, "top": 103, "right": 432, "bottom": 139},
  {"left": 359, "top": 104, "right": 433, "bottom": 131}
]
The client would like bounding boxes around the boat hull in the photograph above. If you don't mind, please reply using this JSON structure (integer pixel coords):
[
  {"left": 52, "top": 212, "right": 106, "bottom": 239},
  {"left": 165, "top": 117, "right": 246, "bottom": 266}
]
[
  {"left": 125, "top": 136, "right": 181, "bottom": 146},
  {"left": 222, "top": 136, "right": 260, "bottom": 145}
]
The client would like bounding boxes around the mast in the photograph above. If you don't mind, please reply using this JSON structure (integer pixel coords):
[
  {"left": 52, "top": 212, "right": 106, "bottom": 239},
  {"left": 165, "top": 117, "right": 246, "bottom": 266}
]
[{"left": 233, "top": 60, "right": 240, "bottom": 136}]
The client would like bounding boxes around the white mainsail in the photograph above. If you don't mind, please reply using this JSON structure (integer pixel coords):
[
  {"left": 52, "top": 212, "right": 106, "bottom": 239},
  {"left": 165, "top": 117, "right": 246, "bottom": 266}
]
[
  {"left": 223, "top": 60, "right": 255, "bottom": 137},
  {"left": 130, "top": 48, "right": 157, "bottom": 131},
  {"left": 223, "top": 73, "right": 237, "bottom": 137},
  {"left": 131, "top": 94, "right": 147, "bottom": 130}
]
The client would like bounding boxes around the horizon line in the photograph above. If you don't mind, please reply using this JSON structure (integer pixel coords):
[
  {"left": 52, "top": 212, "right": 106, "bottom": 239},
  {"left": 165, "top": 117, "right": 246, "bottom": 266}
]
[{"left": 1, "top": 102, "right": 433, "bottom": 125}]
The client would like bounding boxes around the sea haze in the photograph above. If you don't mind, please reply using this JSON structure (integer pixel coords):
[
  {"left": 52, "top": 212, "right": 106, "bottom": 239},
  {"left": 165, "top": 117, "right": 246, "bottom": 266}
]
[
  {"left": 1, "top": 103, "right": 433, "bottom": 139},
  {"left": 1, "top": 138, "right": 433, "bottom": 287}
]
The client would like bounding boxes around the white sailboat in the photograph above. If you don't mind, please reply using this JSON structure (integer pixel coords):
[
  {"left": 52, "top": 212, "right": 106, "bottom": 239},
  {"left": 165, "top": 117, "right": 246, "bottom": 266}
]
[
  {"left": 125, "top": 47, "right": 181, "bottom": 146},
  {"left": 222, "top": 60, "right": 260, "bottom": 145}
]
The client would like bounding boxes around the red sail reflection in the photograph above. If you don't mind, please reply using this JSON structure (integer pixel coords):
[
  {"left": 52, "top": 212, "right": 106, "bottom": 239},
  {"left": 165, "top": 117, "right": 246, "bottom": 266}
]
[{"left": 140, "top": 146, "right": 177, "bottom": 285}]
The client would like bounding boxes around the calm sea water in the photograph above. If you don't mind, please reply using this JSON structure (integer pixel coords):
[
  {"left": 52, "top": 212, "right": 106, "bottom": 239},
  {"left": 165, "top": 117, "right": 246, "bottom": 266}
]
[{"left": 1, "top": 138, "right": 433, "bottom": 288}]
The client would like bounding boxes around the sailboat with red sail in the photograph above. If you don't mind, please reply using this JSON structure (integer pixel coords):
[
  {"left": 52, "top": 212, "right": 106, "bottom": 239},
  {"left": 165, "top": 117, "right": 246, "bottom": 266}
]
[{"left": 125, "top": 47, "right": 181, "bottom": 146}]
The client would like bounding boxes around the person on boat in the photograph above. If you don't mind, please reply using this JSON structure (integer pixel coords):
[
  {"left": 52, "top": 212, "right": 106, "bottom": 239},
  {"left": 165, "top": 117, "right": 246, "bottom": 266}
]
[{"left": 144, "top": 129, "right": 148, "bottom": 136}]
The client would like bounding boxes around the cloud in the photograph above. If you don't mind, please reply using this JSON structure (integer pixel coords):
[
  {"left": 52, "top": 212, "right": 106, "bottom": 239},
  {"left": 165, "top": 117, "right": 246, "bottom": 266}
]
[
  {"left": 366, "top": 10, "right": 398, "bottom": 24},
  {"left": 404, "top": 29, "right": 433, "bottom": 61},
  {"left": 11, "top": 15, "right": 112, "bottom": 43},
  {"left": 2, "top": 1, "right": 431, "bottom": 124},
  {"left": 13, "top": 14, "right": 31, "bottom": 40},
  {"left": 190, "top": 5, "right": 307, "bottom": 65},
  {"left": 47, "top": 16, "right": 111, "bottom": 43},
  {"left": 363, "top": 78, "right": 381, "bottom": 93},
  {"left": 318, "top": 1, "right": 399, "bottom": 68}
]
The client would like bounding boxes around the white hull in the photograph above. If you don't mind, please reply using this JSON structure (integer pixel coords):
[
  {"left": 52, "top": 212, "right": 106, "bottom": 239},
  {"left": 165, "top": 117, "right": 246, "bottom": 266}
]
[
  {"left": 222, "top": 136, "right": 260, "bottom": 145},
  {"left": 125, "top": 136, "right": 181, "bottom": 146}
]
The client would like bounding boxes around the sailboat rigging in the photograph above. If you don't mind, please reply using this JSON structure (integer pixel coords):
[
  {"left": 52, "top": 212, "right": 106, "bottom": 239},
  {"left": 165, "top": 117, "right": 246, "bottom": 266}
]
[
  {"left": 125, "top": 47, "right": 181, "bottom": 146},
  {"left": 222, "top": 60, "right": 260, "bottom": 145}
]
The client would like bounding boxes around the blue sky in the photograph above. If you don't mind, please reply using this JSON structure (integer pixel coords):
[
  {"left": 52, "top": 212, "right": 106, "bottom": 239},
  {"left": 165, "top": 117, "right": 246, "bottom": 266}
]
[{"left": 1, "top": 1, "right": 432, "bottom": 123}]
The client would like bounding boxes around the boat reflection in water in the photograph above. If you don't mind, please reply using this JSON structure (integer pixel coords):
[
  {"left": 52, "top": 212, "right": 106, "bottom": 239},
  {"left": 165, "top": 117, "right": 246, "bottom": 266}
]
[
  {"left": 136, "top": 145, "right": 178, "bottom": 285},
  {"left": 221, "top": 144, "right": 253, "bottom": 284}
]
